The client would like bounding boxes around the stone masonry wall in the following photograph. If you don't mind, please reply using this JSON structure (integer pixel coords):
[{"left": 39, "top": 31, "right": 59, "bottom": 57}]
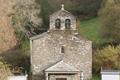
[
  {"left": 50, "top": 10, "right": 76, "bottom": 30},
  {"left": 31, "top": 30, "right": 92, "bottom": 80}
]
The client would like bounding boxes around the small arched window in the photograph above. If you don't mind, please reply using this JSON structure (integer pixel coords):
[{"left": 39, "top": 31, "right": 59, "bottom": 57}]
[
  {"left": 55, "top": 19, "right": 61, "bottom": 29},
  {"left": 61, "top": 46, "right": 65, "bottom": 53},
  {"left": 65, "top": 19, "right": 71, "bottom": 29}
]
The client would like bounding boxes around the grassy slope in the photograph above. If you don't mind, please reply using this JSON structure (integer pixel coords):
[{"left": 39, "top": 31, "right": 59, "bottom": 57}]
[{"left": 78, "top": 18, "right": 106, "bottom": 46}]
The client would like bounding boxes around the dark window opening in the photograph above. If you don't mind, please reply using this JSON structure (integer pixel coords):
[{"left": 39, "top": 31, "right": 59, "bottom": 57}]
[
  {"left": 55, "top": 19, "right": 61, "bottom": 29},
  {"left": 61, "top": 46, "right": 65, "bottom": 53},
  {"left": 65, "top": 19, "right": 71, "bottom": 29},
  {"left": 56, "top": 78, "right": 67, "bottom": 80}
]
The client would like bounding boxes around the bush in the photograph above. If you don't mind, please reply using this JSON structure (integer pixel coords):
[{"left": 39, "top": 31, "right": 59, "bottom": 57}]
[
  {"left": 93, "top": 45, "right": 120, "bottom": 73},
  {"left": 99, "top": 0, "right": 120, "bottom": 43},
  {"left": 0, "top": 57, "right": 11, "bottom": 80},
  {"left": 2, "top": 50, "right": 30, "bottom": 74}
]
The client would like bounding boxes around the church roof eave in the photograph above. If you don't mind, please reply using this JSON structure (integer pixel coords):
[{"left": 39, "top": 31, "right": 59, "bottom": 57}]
[
  {"left": 30, "top": 32, "right": 48, "bottom": 40},
  {"left": 45, "top": 60, "right": 79, "bottom": 72},
  {"left": 50, "top": 9, "right": 75, "bottom": 18}
]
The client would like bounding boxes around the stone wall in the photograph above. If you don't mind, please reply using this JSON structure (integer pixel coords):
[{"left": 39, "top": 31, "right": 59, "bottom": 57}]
[
  {"left": 50, "top": 10, "right": 76, "bottom": 30},
  {"left": 30, "top": 30, "right": 92, "bottom": 80}
]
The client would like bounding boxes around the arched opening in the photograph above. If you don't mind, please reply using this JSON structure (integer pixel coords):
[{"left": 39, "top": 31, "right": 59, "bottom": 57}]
[
  {"left": 65, "top": 19, "right": 71, "bottom": 29},
  {"left": 55, "top": 19, "right": 61, "bottom": 29},
  {"left": 61, "top": 46, "right": 65, "bottom": 53}
]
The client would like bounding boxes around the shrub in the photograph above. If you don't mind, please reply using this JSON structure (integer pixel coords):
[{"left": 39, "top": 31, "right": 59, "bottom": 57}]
[
  {"left": 2, "top": 50, "right": 30, "bottom": 74},
  {"left": 93, "top": 45, "right": 120, "bottom": 73},
  {"left": 0, "top": 57, "right": 11, "bottom": 80},
  {"left": 99, "top": 0, "right": 120, "bottom": 43}
]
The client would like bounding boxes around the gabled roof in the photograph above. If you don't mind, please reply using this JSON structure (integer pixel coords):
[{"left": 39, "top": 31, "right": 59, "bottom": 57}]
[
  {"left": 50, "top": 10, "right": 75, "bottom": 17},
  {"left": 50, "top": 4, "right": 74, "bottom": 17},
  {"left": 30, "top": 32, "right": 48, "bottom": 40},
  {"left": 50, "top": 9, "right": 74, "bottom": 17},
  {"left": 45, "top": 61, "right": 79, "bottom": 72}
]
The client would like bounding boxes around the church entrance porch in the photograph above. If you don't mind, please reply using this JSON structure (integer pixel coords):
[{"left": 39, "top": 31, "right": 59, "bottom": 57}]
[
  {"left": 45, "top": 72, "right": 80, "bottom": 80},
  {"left": 49, "top": 74, "right": 76, "bottom": 80},
  {"left": 45, "top": 61, "right": 80, "bottom": 80}
]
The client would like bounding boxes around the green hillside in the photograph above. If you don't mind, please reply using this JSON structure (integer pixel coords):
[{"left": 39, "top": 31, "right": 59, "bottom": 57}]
[{"left": 78, "top": 18, "right": 106, "bottom": 46}]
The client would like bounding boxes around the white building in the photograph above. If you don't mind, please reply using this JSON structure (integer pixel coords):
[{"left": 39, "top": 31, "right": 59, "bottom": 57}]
[{"left": 101, "top": 70, "right": 120, "bottom": 80}]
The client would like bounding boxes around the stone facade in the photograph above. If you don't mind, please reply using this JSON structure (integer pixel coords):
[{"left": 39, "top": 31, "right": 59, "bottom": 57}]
[
  {"left": 30, "top": 5, "right": 92, "bottom": 80},
  {"left": 50, "top": 10, "right": 76, "bottom": 30}
]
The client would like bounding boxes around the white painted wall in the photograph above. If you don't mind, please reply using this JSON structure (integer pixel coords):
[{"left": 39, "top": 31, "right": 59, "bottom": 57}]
[
  {"left": 102, "top": 74, "right": 120, "bottom": 80},
  {"left": 8, "top": 75, "right": 28, "bottom": 80},
  {"left": 101, "top": 71, "right": 120, "bottom": 80}
]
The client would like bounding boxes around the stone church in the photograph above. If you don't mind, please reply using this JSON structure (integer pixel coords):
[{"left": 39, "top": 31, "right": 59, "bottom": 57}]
[{"left": 30, "top": 5, "right": 92, "bottom": 80}]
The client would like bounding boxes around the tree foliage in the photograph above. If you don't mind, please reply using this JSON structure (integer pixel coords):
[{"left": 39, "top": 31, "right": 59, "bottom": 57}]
[
  {"left": 39, "top": 0, "right": 102, "bottom": 28},
  {"left": 11, "top": 0, "right": 42, "bottom": 38},
  {"left": 99, "top": 0, "right": 120, "bottom": 43},
  {"left": 93, "top": 45, "right": 120, "bottom": 73}
]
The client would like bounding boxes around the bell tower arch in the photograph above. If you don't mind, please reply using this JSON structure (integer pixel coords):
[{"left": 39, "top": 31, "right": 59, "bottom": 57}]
[{"left": 49, "top": 4, "right": 76, "bottom": 30}]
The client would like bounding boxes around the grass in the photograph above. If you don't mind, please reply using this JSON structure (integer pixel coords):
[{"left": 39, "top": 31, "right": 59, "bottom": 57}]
[
  {"left": 91, "top": 74, "right": 101, "bottom": 80},
  {"left": 78, "top": 17, "right": 106, "bottom": 46}
]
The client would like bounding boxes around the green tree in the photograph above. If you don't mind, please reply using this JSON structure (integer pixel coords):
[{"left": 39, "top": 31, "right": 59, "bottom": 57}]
[
  {"left": 11, "top": 0, "right": 42, "bottom": 38},
  {"left": 39, "top": 0, "right": 102, "bottom": 27},
  {"left": 93, "top": 45, "right": 120, "bottom": 73},
  {"left": 99, "top": 0, "right": 120, "bottom": 43},
  {"left": 40, "top": 0, "right": 57, "bottom": 29}
]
